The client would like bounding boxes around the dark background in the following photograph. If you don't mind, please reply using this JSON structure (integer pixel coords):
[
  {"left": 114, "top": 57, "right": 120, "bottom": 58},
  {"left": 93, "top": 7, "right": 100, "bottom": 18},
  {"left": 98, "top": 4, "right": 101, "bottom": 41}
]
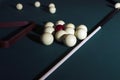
[{"left": 0, "top": 0, "right": 120, "bottom": 80}]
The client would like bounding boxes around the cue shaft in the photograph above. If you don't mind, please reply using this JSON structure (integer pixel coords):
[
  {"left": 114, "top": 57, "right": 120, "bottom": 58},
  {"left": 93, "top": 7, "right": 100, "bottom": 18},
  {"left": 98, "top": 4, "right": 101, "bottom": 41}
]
[
  {"left": 39, "top": 26, "right": 101, "bottom": 80},
  {"left": 95, "top": 8, "right": 120, "bottom": 27},
  {"left": 39, "top": 4, "right": 120, "bottom": 80}
]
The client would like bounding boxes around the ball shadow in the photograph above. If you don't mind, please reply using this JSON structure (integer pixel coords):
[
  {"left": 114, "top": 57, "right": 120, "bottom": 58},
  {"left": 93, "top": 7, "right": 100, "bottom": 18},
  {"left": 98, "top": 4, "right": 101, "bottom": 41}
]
[{"left": 27, "top": 24, "right": 44, "bottom": 44}]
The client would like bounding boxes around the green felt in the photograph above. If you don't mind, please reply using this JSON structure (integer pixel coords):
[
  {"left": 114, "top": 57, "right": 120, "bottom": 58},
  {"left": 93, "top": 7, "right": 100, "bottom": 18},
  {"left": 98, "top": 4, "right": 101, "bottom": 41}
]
[{"left": 0, "top": 0, "right": 120, "bottom": 80}]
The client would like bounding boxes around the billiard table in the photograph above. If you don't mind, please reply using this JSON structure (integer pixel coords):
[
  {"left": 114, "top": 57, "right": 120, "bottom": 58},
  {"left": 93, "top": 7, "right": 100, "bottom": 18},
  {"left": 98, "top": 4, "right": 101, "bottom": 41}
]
[{"left": 0, "top": 0, "right": 120, "bottom": 80}]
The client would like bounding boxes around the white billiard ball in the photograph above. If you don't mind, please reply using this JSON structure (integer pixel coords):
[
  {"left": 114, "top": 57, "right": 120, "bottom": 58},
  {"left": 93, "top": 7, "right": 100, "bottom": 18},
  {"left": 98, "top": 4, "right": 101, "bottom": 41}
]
[
  {"left": 49, "top": 7, "right": 56, "bottom": 14},
  {"left": 115, "top": 3, "right": 120, "bottom": 9},
  {"left": 56, "top": 20, "right": 65, "bottom": 25},
  {"left": 34, "top": 1, "right": 41, "bottom": 8},
  {"left": 44, "top": 22, "right": 54, "bottom": 28},
  {"left": 63, "top": 34, "right": 77, "bottom": 47},
  {"left": 75, "top": 29, "right": 87, "bottom": 40},
  {"left": 55, "top": 30, "right": 67, "bottom": 42},
  {"left": 76, "top": 24, "right": 88, "bottom": 32},
  {"left": 41, "top": 32, "right": 54, "bottom": 45},
  {"left": 65, "top": 23, "right": 75, "bottom": 29},
  {"left": 49, "top": 3, "right": 55, "bottom": 8},
  {"left": 16, "top": 3, "right": 23, "bottom": 10},
  {"left": 44, "top": 27, "right": 55, "bottom": 34},
  {"left": 65, "top": 27, "right": 75, "bottom": 34}
]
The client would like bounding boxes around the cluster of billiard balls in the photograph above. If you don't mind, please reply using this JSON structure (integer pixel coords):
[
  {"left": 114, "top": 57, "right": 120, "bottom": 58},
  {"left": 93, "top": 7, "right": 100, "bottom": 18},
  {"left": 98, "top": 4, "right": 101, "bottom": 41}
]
[
  {"left": 41, "top": 20, "right": 88, "bottom": 47},
  {"left": 16, "top": 1, "right": 56, "bottom": 14}
]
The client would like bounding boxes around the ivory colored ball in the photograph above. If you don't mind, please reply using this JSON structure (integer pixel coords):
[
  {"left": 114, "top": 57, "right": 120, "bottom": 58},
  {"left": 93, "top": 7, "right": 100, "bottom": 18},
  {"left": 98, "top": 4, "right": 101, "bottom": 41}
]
[
  {"left": 75, "top": 29, "right": 87, "bottom": 40},
  {"left": 16, "top": 3, "right": 23, "bottom": 10},
  {"left": 49, "top": 3, "right": 55, "bottom": 8},
  {"left": 76, "top": 24, "right": 88, "bottom": 32},
  {"left": 65, "top": 23, "right": 75, "bottom": 29},
  {"left": 55, "top": 30, "right": 67, "bottom": 42},
  {"left": 45, "top": 22, "right": 54, "bottom": 28},
  {"left": 56, "top": 20, "right": 65, "bottom": 25},
  {"left": 49, "top": 7, "right": 56, "bottom": 14},
  {"left": 44, "top": 27, "right": 55, "bottom": 34},
  {"left": 65, "top": 27, "right": 75, "bottom": 34},
  {"left": 41, "top": 32, "right": 54, "bottom": 45},
  {"left": 64, "top": 34, "right": 77, "bottom": 47},
  {"left": 115, "top": 3, "right": 120, "bottom": 9},
  {"left": 34, "top": 1, "right": 41, "bottom": 8}
]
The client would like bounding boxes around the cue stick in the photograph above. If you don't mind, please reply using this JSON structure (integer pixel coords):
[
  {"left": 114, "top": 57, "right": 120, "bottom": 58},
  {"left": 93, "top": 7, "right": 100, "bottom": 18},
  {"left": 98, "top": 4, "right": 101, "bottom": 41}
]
[{"left": 39, "top": 3, "right": 120, "bottom": 80}]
